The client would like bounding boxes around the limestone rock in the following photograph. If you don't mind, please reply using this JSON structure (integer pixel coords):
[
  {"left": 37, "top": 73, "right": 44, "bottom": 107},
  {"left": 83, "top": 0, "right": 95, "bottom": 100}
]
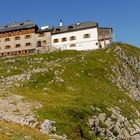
[
  {"left": 40, "top": 119, "right": 56, "bottom": 134},
  {"left": 88, "top": 106, "right": 140, "bottom": 140}
]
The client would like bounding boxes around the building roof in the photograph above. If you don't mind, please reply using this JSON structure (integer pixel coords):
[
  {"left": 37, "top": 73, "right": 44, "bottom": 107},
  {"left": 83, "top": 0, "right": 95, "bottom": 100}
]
[
  {"left": 0, "top": 21, "right": 37, "bottom": 33},
  {"left": 52, "top": 21, "right": 98, "bottom": 35}
]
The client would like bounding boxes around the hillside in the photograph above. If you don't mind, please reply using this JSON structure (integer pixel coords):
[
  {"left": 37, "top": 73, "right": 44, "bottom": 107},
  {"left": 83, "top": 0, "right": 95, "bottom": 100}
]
[{"left": 0, "top": 43, "right": 140, "bottom": 140}]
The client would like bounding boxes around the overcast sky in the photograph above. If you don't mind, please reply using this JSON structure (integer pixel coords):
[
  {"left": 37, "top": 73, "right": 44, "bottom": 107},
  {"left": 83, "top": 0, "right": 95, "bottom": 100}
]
[{"left": 0, "top": 0, "right": 140, "bottom": 47}]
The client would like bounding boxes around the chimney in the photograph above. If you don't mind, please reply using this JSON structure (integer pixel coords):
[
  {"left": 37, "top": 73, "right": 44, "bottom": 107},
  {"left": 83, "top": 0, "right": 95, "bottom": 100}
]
[{"left": 60, "top": 19, "right": 63, "bottom": 27}]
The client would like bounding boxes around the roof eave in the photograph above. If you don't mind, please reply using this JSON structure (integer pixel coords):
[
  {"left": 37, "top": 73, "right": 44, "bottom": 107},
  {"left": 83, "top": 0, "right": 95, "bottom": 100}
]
[
  {"left": 0, "top": 25, "right": 37, "bottom": 34},
  {"left": 52, "top": 26, "right": 98, "bottom": 35}
]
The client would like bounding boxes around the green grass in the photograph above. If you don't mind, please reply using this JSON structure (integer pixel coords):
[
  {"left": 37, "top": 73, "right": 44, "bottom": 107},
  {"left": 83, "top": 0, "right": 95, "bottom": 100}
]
[{"left": 0, "top": 43, "right": 140, "bottom": 139}]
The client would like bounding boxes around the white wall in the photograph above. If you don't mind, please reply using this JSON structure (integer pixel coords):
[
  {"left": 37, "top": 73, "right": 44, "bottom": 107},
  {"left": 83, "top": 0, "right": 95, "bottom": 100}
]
[
  {"left": 100, "top": 39, "right": 112, "bottom": 48},
  {"left": 51, "top": 28, "right": 99, "bottom": 51}
]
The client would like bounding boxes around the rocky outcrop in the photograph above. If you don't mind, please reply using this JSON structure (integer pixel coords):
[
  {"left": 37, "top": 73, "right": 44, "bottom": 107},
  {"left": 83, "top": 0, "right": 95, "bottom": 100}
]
[
  {"left": 40, "top": 119, "right": 56, "bottom": 134},
  {"left": 88, "top": 106, "right": 140, "bottom": 140},
  {"left": 40, "top": 119, "right": 68, "bottom": 140},
  {"left": 109, "top": 46, "right": 140, "bottom": 101},
  {"left": 0, "top": 95, "right": 40, "bottom": 128}
]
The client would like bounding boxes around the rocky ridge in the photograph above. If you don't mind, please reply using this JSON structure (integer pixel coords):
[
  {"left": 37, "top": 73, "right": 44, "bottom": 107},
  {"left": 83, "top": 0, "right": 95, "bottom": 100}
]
[
  {"left": 86, "top": 44, "right": 140, "bottom": 140},
  {"left": 88, "top": 106, "right": 140, "bottom": 140},
  {"left": 109, "top": 46, "right": 140, "bottom": 101}
]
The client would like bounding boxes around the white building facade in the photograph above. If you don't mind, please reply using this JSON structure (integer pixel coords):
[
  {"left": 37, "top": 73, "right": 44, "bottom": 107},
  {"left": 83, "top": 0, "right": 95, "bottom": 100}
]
[
  {"left": 51, "top": 22, "right": 112, "bottom": 51},
  {"left": 51, "top": 27, "right": 99, "bottom": 51}
]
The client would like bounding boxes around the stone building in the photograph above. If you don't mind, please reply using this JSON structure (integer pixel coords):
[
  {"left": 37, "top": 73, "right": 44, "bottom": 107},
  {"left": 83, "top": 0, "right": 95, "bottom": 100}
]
[{"left": 0, "top": 21, "right": 52, "bottom": 56}]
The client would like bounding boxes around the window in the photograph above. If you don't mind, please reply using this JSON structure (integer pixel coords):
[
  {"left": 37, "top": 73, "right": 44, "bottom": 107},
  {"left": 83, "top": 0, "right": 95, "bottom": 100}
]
[
  {"left": 5, "top": 45, "right": 11, "bottom": 49},
  {"left": 37, "top": 41, "right": 41, "bottom": 47},
  {"left": 15, "top": 36, "right": 20, "bottom": 40},
  {"left": 83, "top": 34, "right": 91, "bottom": 39},
  {"left": 26, "top": 42, "right": 31, "bottom": 46},
  {"left": 61, "top": 37, "right": 67, "bottom": 42},
  {"left": 5, "top": 38, "right": 10, "bottom": 42},
  {"left": 70, "top": 44, "right": 76, "bottom": 47},
  {"left": 53, "top": 39, "right": 59, "bottom": 43},
  {"left": 7, "top": 52, "right": 10, "bottom": 55},
  {"left": 38, "top": 32, "right": 45, "bottom": 37},
  {"left": 15, "top": 44, "right": 21, "bottom": 48},
  {"left": 42, "top": 40, "right": 47, "bottom": 45},
  {"left": 70, "top": 36, "right": 76, "bottom": 41},
  {"left": 25, "top": 35, "right": 31, "bottom": 39}
]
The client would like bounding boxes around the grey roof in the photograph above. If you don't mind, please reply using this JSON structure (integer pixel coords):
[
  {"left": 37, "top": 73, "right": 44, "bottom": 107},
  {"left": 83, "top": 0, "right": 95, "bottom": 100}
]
[
  {"left": 52, "top": 21, "right": 98, "bottom": 34},
  {"left": 0, "top": 21, "right": 37, "bottom": 33}
]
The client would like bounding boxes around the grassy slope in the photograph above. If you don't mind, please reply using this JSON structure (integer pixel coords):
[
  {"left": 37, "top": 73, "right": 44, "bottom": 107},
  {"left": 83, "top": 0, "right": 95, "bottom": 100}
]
[
  {"left": 0, "top": 43, "right": 140, "bottom": 139},
  {"left": 0, "top": 120, "right": 49, "bottom": 140}
]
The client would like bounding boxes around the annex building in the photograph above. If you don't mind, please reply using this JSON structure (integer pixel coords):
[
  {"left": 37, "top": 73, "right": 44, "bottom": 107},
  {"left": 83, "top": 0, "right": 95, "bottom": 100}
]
[{"left": 0, "top": 20, "right": 112, "bottom": 57}]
